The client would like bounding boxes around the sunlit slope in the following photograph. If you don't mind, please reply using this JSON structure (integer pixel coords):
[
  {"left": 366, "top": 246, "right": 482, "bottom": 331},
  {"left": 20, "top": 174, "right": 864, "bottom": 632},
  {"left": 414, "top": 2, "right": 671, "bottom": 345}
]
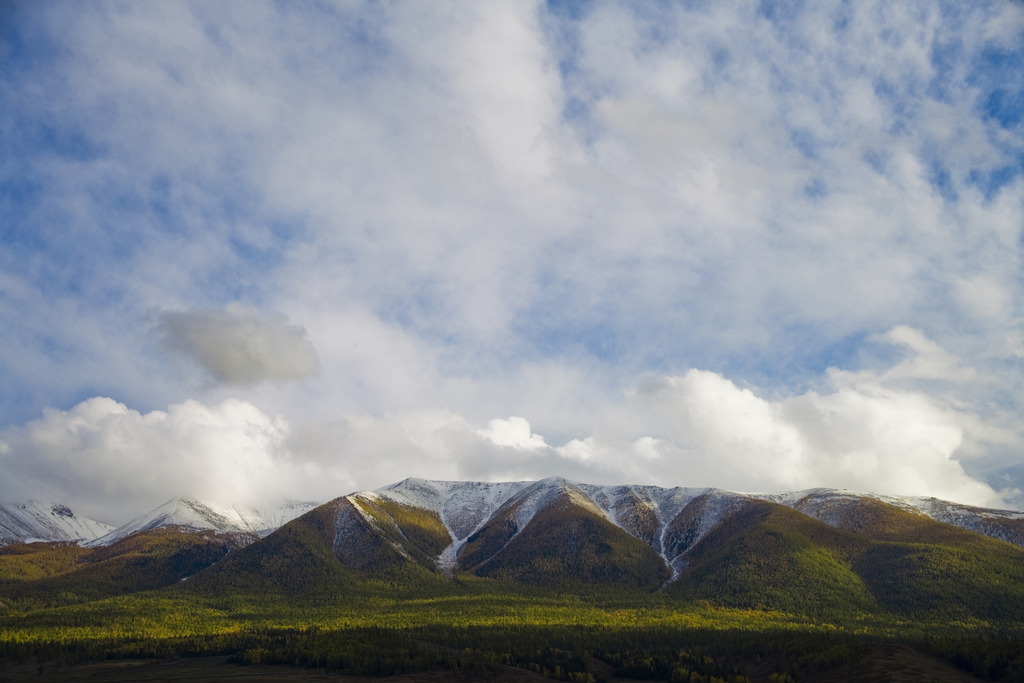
[
  {"left": 0, "top": 542, "right": 90, "bottom": 583},
  {"left": 0, "top": 527, "right": 248, "bottom": 608},
  {"left": 668, "top": 498, "right": 1024, "bottom": 621},
  {"left": 348, "top": 495, "right": 452, "bottom": 568},
  {"left": 461, "top": 490, "right": 670, "bottom": 588},
  {"left": 183, "top": 501, "right": 366, "bottom": 596},
  {"left": 131, "top": 490, "right": 1024, "bottom": 624},
  {"left": 186, "top": 487, "right": 673, "bottom": 594},
  {"left": 4, "top": 481, "right": 1024, "bottom": 627},
  {"left": 668, "top": 500, "right": 881, "bottom": 615},
  {"left": 182, "top": 496, "right": 448, "bottom": 598}
]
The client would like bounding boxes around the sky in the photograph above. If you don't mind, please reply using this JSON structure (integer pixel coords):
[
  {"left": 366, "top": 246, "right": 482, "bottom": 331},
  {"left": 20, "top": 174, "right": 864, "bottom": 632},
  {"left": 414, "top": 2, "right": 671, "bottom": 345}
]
[{"left": 2, "top": 1, "right": 1024, "bottom": 524}]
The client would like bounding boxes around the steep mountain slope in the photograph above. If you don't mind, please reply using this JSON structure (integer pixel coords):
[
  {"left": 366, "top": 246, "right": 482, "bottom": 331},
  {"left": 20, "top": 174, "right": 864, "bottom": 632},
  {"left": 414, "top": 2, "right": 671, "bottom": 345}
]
[
  {"left": 667, "top": 499, "right": 880, "bottom": 615},
  {"left": 183, "top": 497, "right": 442, "bottom": 598},
  {"left": 660, "top": 489, "right": 752, "bottom": 576},
  {"left": 0, "top": 527, "right": 253, "bottom": 608},
  {"left": 173, "top": 479, "right": 1024, "bottom": 623},
  {"left": 354, "top": 478, "right": 725, "bottom": 577},
  {"left": 666, "top": 496, "right": 1024, "bottom": 620},
  {"left": 878, "top": 494, "right": 1024, "bottom": 546},
  {"left": 373, "top": 478, "right": 531, "bottom": 539},
  {"left": 196, "top": 478, "right": 675, "bottom": 591},
  {"left": 461, "top": 482, "right": 670, "bottom": 588},
  {"left": 0, "top": 542, "right": 91, "bottom": 583},
  {"left": 7, "top": 477, "right": 1024, "bottom": 625},
  {"left": 756, "top": 488, "right": 1024, "bottom": 547},
  {"left": 776, "top": 492, "right": 1009, "bottom": 548},
  {"left": 343, "top": 479, "right": 523, "bottom": 575},
  {"left": 0, "top": 502, "right": 113, "bottom": 546},
  {"left": 88, "top": 498, "right": 320, "bottom": 546},
  {"left": 335, "top": 477, "right": 1024, "bottom": 584}
]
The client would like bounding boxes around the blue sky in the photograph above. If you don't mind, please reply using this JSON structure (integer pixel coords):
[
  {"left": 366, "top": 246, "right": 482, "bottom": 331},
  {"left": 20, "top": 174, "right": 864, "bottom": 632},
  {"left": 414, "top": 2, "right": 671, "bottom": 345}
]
[{"left": 1, "top": 1, "right": 1023, "bottom": 522}]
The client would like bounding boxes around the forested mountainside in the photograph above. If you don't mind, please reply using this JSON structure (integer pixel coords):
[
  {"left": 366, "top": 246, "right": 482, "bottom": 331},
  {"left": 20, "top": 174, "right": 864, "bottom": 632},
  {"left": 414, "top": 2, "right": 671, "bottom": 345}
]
[{"left": 4, "top": 477, "right": 1024, "bottom": 681}]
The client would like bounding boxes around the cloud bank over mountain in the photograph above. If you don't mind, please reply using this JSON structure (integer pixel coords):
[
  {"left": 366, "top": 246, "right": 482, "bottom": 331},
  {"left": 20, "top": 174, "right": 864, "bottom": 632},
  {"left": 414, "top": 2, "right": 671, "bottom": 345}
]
[
  {"left": 0, "top": 327, "right": 1010, "bottom": 523},
  {"left": 1, "top": 1, "right": 1022, "bottom": 517}
]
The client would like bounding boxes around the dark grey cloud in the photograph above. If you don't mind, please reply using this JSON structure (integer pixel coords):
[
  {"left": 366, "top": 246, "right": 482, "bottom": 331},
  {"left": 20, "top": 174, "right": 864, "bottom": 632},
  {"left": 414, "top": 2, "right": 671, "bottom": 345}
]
[{"left": 157, "top": 305, "right": 319, "bottom": 385}]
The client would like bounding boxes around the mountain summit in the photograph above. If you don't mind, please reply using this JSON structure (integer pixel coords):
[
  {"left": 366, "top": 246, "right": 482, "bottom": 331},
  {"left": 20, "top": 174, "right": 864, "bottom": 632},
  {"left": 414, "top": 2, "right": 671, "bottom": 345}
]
[
  {"left": 86, "top": 498, "right": 321, "bottom": 547},
  {"left": 163, "top": 475, "right": 1024, "bottom": 624},
  {"left": 341, "top": 477, "right": 1024, "bottom": 575},
  {"left": 0, "top": 502, "right": 112, "bottom": 545},
  {"left": 228, "top": 476, "right": 1024, "bottom": 596},
  {"left": 4, "top": 478, "right": 1024, "bottom": 625}
]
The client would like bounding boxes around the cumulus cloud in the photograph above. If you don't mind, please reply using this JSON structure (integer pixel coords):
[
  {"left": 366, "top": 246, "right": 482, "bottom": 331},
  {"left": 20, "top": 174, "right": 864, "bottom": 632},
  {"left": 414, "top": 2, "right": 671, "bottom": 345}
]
[
  {"left": 0, "top": 395, "right": 567, "bottom": 523},
  {"left": 1, "top": 326, "right": 1010, "bottom": 525},
  {"left": 0, "top": 397, "right": 313, "bottom": 523},
  {"left": 610, "top": 328, "right": 1008, "bottom": 507},
  {"left": 156, "top": 305, "right": 320, "bottom": 385},
  {"left": 478, "top": 416, "right": 548, "bottom": 450},
  {"left": 633, "top": 370, "right": 1001, "bottom": 507},
  {"left": 2, "top": 378, "right": 1004, "bottom": 526},
  {"left": 1, "top": 2, "right": 1023, "bottom": 516}
]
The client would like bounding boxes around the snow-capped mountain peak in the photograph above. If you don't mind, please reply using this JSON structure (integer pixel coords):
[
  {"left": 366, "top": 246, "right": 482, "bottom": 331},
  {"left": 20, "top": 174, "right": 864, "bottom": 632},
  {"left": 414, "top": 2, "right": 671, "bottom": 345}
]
[
  {"left": 339, "top": 478, "right": 1024, "bottom": 582},
  {"left": 0, "top": 501, "right": 113, "bottom": 545},
  {"left": 369, "top": 477, "right": 532, "bottom": 541},
  {"left": 752, "top": 487, "right": 1024, "bottom": 547},
  {"left": 86, "top": 497, "right": 321, "bottom": 547}
]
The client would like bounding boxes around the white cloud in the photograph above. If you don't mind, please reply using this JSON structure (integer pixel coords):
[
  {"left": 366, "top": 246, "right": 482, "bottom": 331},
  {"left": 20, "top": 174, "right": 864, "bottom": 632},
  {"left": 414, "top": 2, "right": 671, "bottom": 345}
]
[
  {"left": 2, "top": 325, "right": 1010, "bottom": 526},
  {"left": 0, "top": 397, "right": 311, "bottom": 523},
  {"left": 156, "top": 305, "right": 320, "bottom": 385},
  {"left": 633, "top": 368, "right": 1002, "bottom": 507},
  {"left": 401, "top": 2, "right": 562, "bottom": 180},
  {"left": 620, "top": 329, "right": 1010, "bottom": 506},
  {"left": 2, "top": 2, "right": 1023, "bottom": 515},
  {"left": 878, "top": 325, "right": 978, "bottom": 383},
  {"left": 478, "top": 416, "right": 548, "bottom": 450}
]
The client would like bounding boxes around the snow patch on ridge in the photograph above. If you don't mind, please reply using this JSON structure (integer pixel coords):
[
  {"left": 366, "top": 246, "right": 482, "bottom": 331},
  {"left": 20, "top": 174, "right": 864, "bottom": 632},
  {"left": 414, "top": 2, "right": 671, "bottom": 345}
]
[
  {"left": 87, "top": 498, "right": 320, "bottom": 546},
  {"left": 581, "top": 485, "right": 705, "bottom": 538},
  {"left": 752, "top": 488, "right": 1024, "bottom": 546},
  {"left": 0, "top": 502, "right": 113, "bottom": 546},
  {"left": 373, "top": 477, "right": 532, "bottom": 540},
  {"left": 442, "top": 480, "right": 532, "bottom": 539},
  {"left": 365, "top": 478, "right": 762, "bottom": 577},
  {"left": 341, "top": 478, "right": 1024, "bottom": 579},
  {"left": 370, "top": 477, "right": 533, "bottom": 575},
  {"left": 502, "top": 478, "right": 594, "bottom": 533}
]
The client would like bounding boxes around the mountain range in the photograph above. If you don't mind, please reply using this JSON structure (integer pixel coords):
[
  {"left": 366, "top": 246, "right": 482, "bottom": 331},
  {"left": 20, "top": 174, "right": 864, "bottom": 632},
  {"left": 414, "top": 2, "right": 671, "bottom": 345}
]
[
  {"left": 5, "top": 476, "right": 1024, "bottom": 682},
  {"left": 4, "top": 477, "right": 1024, "bottom": 621},
  {"left": 4, "top": 477, "right": 1022, "bottom": 554}
]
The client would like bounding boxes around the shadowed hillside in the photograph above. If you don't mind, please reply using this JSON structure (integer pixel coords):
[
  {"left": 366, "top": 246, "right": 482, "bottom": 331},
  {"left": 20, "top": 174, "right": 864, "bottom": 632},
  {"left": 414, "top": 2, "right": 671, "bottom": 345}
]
[
  {"left": 0, "top": 527, "right": 252, "bottom": 609},
  {"left": 668, "top": 498, "right": 1024, "bottom": 621},
  {"left": 465, "top": 492, "right": 670, "bottom": 589}
]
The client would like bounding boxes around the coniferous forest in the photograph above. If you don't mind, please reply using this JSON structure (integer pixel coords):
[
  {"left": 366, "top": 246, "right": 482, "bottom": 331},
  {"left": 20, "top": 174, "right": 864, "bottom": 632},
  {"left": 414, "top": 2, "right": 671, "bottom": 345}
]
[{"left": 3, "top": 490, "right": 1024, "bottom": 682}]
